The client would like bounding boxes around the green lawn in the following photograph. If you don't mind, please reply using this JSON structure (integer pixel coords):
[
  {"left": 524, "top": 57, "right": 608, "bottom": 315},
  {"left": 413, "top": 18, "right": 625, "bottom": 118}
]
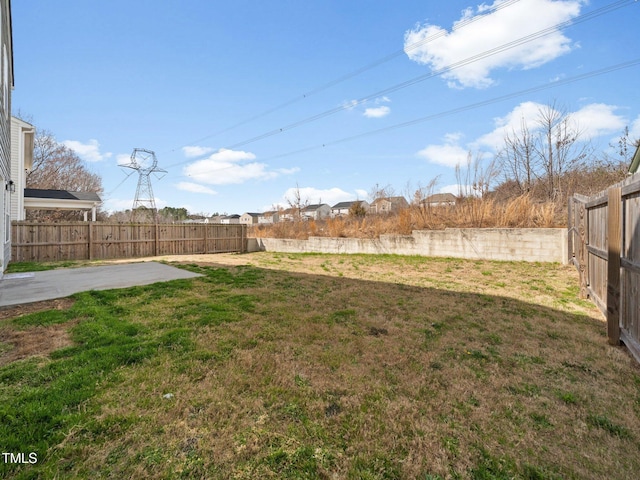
[{"left": 1, "top": 253, "right": 639, "bottom": 479}]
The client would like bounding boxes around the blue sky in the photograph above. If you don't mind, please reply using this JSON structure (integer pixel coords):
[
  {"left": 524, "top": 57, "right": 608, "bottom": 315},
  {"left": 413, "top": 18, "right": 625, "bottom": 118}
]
[{"left": 11, "top": 0, "right": 640, "bottom": 215}]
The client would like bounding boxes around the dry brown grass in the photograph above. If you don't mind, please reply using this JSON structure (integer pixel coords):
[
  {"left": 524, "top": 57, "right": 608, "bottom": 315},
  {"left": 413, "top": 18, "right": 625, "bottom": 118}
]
[
  {"left": 0, "top": 321, "right": 76, "bottom": 366},
  {"left": 250, "top": 195, "right": 563, "bottom": 240},
  {"left": 5, "top": 253, "right": 631, "bottom": 479}
]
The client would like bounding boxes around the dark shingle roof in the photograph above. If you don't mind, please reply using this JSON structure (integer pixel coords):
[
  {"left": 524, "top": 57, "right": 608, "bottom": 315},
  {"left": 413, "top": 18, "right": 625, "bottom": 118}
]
[
  {"left": 24, "top": 189, "right": 101, "bottom": 202},
  {"left": 332, "top": 201, "right": 357, "bottom": 209},
  {"left": 303, "top": 203, "right": 329, "bottom": 211}
]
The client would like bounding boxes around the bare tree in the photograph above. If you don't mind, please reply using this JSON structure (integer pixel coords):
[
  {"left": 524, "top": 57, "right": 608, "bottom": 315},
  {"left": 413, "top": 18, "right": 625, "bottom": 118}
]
[
  {"left": 496, "top": 102, "right": 592, "bottom": 202},
  {"left": 611, "top": 125, "right": 640, "bottom": 163},
  {"left": 368, "top": 183, "right": 395, "bottom": 201},
  {"left": 497, "top": 117, "right": 536, "bottom": 195},
  {"left": 285, "top": 183, "right": 309, "bottom": 221},
  {"left": 533, "top": 103, "right": 591, "bottom": 201},
  {"left": 28, "top": 130, "right": 102, "bottom": 192},
  {"left": 26, "top": 129, "right": 103, "bottom": 221}
]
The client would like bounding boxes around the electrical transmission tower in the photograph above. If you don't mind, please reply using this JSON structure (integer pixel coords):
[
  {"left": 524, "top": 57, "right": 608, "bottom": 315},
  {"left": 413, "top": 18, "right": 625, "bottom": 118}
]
[{"left": 121, "top": 148, "right": 166, "bottom": 221}]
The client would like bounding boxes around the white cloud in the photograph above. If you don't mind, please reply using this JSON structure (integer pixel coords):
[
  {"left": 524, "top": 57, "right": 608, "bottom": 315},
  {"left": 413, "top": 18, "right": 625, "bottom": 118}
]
[
  {"left": 116, "top": 153, "right": 132, "bottom": 166},
  {"left": 183, "top": 148, "right": 284, "bottom": 185},
  {"left": 182, "top": 146, "right": 215, "bottom": 158},
  {"left": 571, "top": 103, "right": 626, "bottom": 138},
  {"left": 276, "top": 167, "right": 301, "bottom": 175},
  {"left": 421, "top": 101, "right": 629, "bottom": 172},
  {"left": 209, "top": 148, "right": 257, "bottom": 163},
  {"left": 176, "top": 182, "right": 217, "bottom": 195},
  {"left": 630, "top": 115, "right": 640, "bottom": 140},
  {"left": 363, "top": 106, "right": 391, "bottom": 118},
  {"left": 475, "top": 101, "right": 627, "bottom": 151},
  {"left": 355, "top": 189, "right": 369, "bottom": 199},
  {"left": 439, "top": 184, "right": 461, "bottom": 195},
  {"left": 63, "top": 139, "right": 112, "bottom": 162},
  {"left": 404, "top": 0, "right": 583, "bottom": 88},
  {"left": 342, "top": 99, "right": 359, "bottom": 110},
  {"left": 476, "top": 101, "right": 545, "bottom": 149},
  {"left": 417, "top": 142, "right": 469, "bottom": 167}
]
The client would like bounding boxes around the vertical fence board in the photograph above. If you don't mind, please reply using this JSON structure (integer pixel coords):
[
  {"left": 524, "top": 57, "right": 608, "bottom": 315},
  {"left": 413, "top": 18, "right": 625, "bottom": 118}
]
[
  {"left": 11, "top": 222, "right": 246, "bottom": 262},
  {"left": 578, "top": 201, "right": 589, "bottom": 299},
  {"left": 607, "top": 188, "right": 621, "bottom": 345},
  {"left": 570, "top": 175, "right": 640, "bottom": 363}
]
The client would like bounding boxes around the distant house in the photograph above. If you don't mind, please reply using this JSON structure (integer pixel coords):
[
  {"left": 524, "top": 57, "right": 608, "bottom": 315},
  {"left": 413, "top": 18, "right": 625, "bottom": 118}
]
[
  {"left": 219, "top": 214, "right": 240, "bottom": 224},
  {"left": 10, "top": 117, "right": 35, "bottom": 221},
  {"left": 369, "top": 196, "right": 409, "bottom": 214},
  {"left": 180, "top": 217, "right": 209, "bottom": 224},
  {"left": 23, "top": 189, "right": 102, "bottom": 221},
  {"left": 422, "top": 193, "right": 457, "bottom": 207},
  {"left": 0, "top": 0, "right": 14, "bottom": 272},
  {"left": 258, "top": 211, "right": 279, "bottom": 224},
  {"left": 240, "top": 212, "right": 260, "bottom": 225},
  {"left": 302, "top": 203, "right": 330, "bottom": 220},
  {"left": 331, "top": 200, "right": 369, "bottom": 217},
  {"left": 279, "top": 207, "right": 298, "bottom": 222}
]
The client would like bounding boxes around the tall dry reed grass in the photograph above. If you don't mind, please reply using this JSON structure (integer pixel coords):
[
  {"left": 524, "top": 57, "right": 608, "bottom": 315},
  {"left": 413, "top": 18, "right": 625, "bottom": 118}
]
[{"left": 249, "top": 194, "right": 563, "bottom": 240}]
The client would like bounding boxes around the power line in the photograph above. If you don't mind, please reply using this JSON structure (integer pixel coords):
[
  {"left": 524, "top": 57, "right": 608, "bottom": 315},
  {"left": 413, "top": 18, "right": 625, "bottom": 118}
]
[
  {"left": 167, "top": 0, "right": 526, "bottom": 151},
  {"left": 103, "top": 170, "right": 135, "bottom": 196},
  {"left": 164, "top": 0, "right": 636, "bottom": 170},
  {"left": 258, "top": 58, "right": 640, "bottom": 161},
  {"left": 116, "top": 57, "right": 640, "bottom": 194}
]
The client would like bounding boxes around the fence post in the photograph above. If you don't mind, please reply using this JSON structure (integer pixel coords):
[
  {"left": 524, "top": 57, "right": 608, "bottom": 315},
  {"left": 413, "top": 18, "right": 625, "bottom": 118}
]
[
  {"left": 153, "top": 219, "right": 159, "bottom": 257},
  {"left": 607, "top": 187, "right": 622, "bottom": 345},
  {"left": 88, "top": 223, "right": 93, "bottom": 260},
  {"left": 577, "top": 201, "right": 589, "bottom": 299},
  {"left": 242, "top": 224, "right": 247, "bottom": 253},
  {"left": 567, "top": 197, "right": 574, "bottom": 264}
]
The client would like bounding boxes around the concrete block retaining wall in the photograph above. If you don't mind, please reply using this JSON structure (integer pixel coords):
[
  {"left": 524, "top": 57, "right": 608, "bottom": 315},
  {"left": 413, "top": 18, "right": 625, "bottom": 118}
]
[{"left": 248, "top": 228, "right": 568, "bottom": 264}]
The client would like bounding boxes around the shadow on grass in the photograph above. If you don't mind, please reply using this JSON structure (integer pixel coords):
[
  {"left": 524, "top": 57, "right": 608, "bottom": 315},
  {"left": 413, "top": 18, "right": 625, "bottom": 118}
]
[{"left": 0, "top": 262, "right": 638, "bottom": 480}]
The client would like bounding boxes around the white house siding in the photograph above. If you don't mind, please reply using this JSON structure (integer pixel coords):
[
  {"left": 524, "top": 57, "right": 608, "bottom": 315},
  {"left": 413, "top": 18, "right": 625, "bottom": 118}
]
[
  {"left": 331, "top": 201, "right": 370, "bottom": 217},
  {"left": 302, "top": 204, "right": 330, "bottom": 220},
  {"left": 240, "top": 213, "right": 259, "bottom": 225},
  {"left": 258, "top": 212, "right": 279, "bottom": 224},
  {"left": 10, "top": 117, "right": 34, "bottom": 221},
  {"left": 0, "top": 0, "right": 12, "bottom": 272}
]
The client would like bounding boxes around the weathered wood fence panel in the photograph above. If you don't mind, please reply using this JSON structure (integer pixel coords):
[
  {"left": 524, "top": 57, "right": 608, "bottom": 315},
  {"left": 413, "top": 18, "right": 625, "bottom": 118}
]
[
  {"left": 569, "top": 173, "right": 640, "bottom": 363},
  {"left": 11, "top": 222, "right": 247, "bottom": 262}
]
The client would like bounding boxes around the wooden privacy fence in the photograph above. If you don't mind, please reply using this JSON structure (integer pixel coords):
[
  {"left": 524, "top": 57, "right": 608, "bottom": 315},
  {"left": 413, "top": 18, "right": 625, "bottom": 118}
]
[
  {"left": 568, "top": 172, "right": 640, "bottom": 363},
  {"left": 11, "top": 222, "right": 247, "bottom": 262}
]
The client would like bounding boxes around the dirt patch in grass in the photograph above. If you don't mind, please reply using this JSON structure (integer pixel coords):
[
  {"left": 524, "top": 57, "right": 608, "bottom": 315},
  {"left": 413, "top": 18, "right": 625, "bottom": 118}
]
[
  {"left": 0, "top": 298, "right": 76, "bottom": 365},
  {"left": 0, "top": 298, "right": 75, "bottom": 321},
  {"left": 0, "top": 321, "right": 75, "bottom": 366}
]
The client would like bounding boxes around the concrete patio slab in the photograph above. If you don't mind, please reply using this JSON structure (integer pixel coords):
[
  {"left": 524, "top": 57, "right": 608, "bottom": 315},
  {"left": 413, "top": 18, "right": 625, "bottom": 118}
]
[{"left": 0, "top": 262, "right": 201, "bottom": 307}]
